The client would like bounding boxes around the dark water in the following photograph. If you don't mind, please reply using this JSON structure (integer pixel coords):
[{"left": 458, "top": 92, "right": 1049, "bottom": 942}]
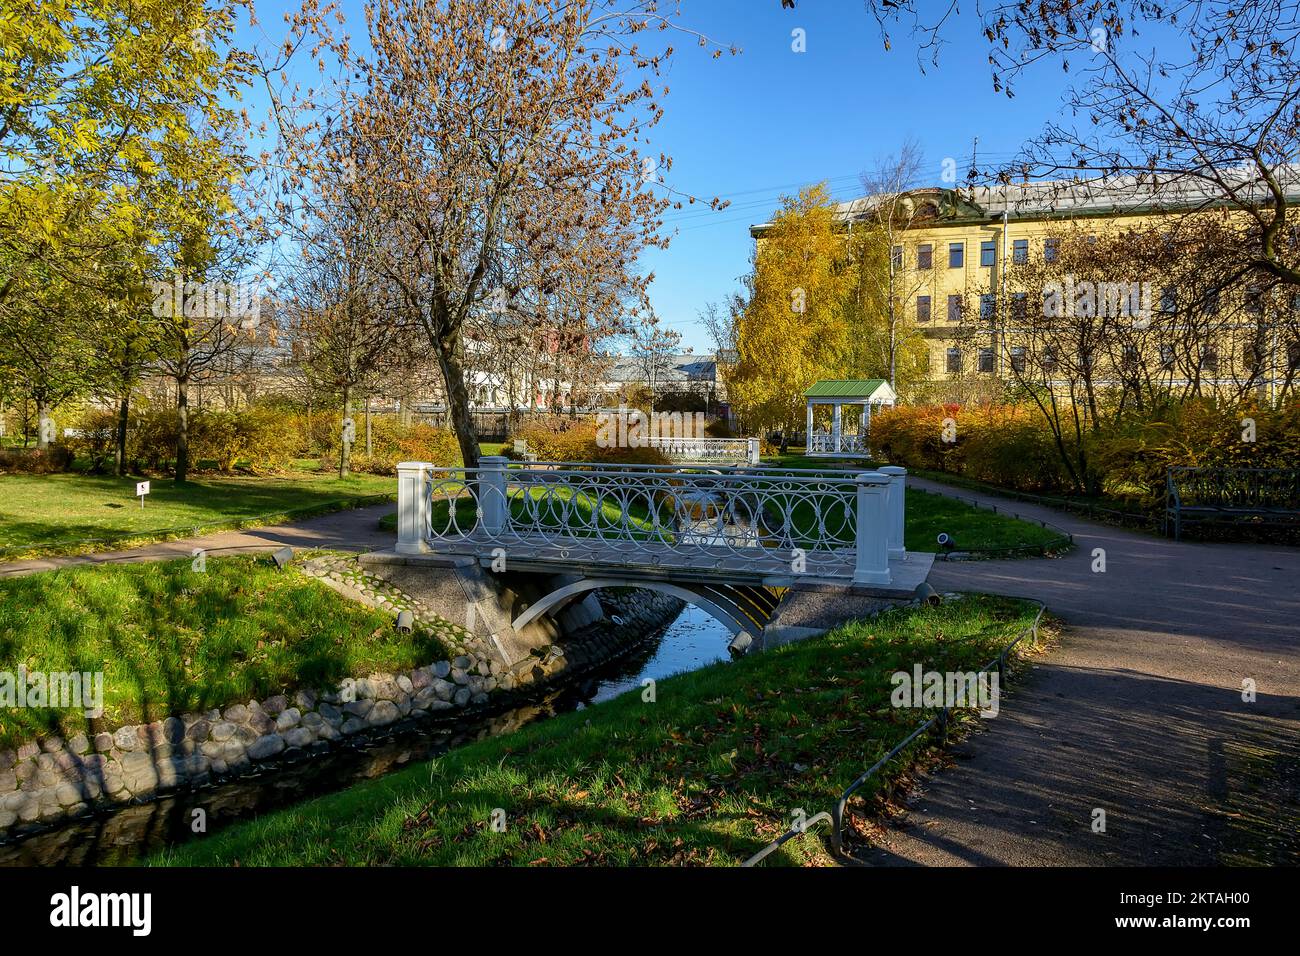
[{"left": 0, "top": 606, "right": 733, "bottom": 866}]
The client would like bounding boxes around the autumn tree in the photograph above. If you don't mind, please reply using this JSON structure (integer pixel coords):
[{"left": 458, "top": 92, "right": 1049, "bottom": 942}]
[
  {"left": 280, "top": 0, "right": 721, "bottom": 469},
  {"left": 728, "top": 184, "right": 853, "bottom": 448},
  {"left": 286, "top": 210, "right": 412, "bottom": 476}
]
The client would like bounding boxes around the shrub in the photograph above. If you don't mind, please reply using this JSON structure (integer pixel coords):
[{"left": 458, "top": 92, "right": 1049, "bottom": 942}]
[
  {"left": 1092, "top": 398, "right": 1300, "bottom": 504},
  {"left": 321, "top": 415, "right": 462, "bottom": 475},
  {"left": 506, "top": 415, "right": 670, "bottom": 465},
  {"left": 0, "top": 443, "right": 74, "bottom": 475},
  {"left": 874, "top": 398, "right": 1300, "bottom": 504},
  {"left": 67, "top": 408, "right": 120, "bottom": 473},
  {"left": 872, "top": 403, "right": 1076, "bottom": 494},
  {"left": 129, "top": 407, "right": 180, "bottom": 472}
]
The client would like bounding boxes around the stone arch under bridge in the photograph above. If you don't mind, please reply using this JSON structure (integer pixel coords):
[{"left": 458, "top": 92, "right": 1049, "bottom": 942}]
[{"left": 511, "top": 578, "right": 784, "bottom": 642}]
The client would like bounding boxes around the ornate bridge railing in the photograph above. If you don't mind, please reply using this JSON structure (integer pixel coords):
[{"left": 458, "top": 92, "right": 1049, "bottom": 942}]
[
  {"left": 645, "top": 436, "right": 760, "bottom": 465},
  {"left": 394, "top": 458, "right": 907, "bottom": 585}
]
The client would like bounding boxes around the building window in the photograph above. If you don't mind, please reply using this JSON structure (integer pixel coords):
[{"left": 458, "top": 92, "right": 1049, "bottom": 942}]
[
  {"left": 946, "top": 348, "right": 963, "bottom": 373},
  {"left": 891, "top": 245, "right": 903, "bottom": 270},
  {"left": 980, "top": 240, "right": 996, "bottom": 267},
  {"left": 1044, "top": 237, "right": 1059, "bottom": 263},
  {"left": 917, "top": 244, "right": 933, "bottom": 270},
  {"left": 948, "top": 242, "right": 964, "bottom": 268},
  {"left": 1010, "top": 346, "right": 1026, "bottom": 373},
  {"left": 1078, "top": 348, "right": 1095, "bottom": 370},
  {"left": 947, "top": 294, "right": 962, "bottom": 322},
  {"left": 1160, "top": 287, "right": 1177, "bottom": 314},
  {"left": 1246, "top": 287, "right": 1263, "bottom": 313},
  {"left": 1012, "top": 238, "right": 1028, "bottom": 264},
  {"left": 1205, "top": 287, "right": 1220, "bottom": 315},
  {"left": 916, "top": 295, "right": 931, "bottom": 322},
  {"left": 979, "top": 293, "right": 996, "bottom": 322},
  {"left": 1122, "top": 344, "right": 1139, "bottom": 368},
  {"left": 1288, "top": 340, "right": 1300, "bottom": 371},
  {"left": 1159, "top": 343, "right": 1176, "bottom": 369},
  {"left": 978, "top": 347, "right": 996, "bottom": 373},
  {"left": 1011, "top": 292, "right": 1027, "bottom": 322},
  {"left": 1201, "top": 348, "right": 1218, "bottom": 373},
  {"left": 1042, "top": 345, "right": 1058, "bottom": 371}
]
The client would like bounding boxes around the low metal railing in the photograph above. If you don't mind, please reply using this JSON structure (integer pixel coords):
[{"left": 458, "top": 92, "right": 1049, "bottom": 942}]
[
  {"left": 809, "top": 430, "right": 869, "bottom": 456},
  {"left": 394, "top": 458, "right": 907, "bottom": 584},
  {"left": 645, "top": 436, "right": 760, "bottom": 465},
  {"left": 743, "top": 601, "right": 1047, "bottom": 866}
]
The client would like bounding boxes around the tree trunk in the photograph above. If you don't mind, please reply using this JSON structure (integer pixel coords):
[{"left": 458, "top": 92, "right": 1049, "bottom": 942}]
[
  {"left": 365, "top": 396, "right": 373, "bottom": 457},
  {"left": 435, "top": 329, "right": 481, "bottom": 469},
  {"left": 176, "top": 375, "right": 190, "bottom": 482},
  {"left": 116, "top": 392, "right": 130, "bottom": 477},
  {"left": 339, "top": 385, "right": 352, "bottom": 478},
  {"left": 36, "top": 398, "right": 51, "bottom": 449}
]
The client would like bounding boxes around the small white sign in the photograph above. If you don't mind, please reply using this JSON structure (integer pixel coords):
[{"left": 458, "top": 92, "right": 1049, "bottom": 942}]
[{"left": 136, "top": 481, "right": 151, "bottom": 497}]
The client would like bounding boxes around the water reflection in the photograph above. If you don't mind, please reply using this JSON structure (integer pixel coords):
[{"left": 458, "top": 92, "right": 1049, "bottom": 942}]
[{"left": 0, "top": 604, "right": 733, "bottom": 866}]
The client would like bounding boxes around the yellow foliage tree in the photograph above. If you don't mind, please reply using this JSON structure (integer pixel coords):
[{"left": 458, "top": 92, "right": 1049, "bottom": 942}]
[{"left": 727, "top": 184, "right": 853, "bottom": 444}]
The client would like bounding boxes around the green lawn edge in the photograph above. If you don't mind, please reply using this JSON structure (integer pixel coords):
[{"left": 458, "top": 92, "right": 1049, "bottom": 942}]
[{"left": 0, "top": 555, "right": 458, "bottom": 747}]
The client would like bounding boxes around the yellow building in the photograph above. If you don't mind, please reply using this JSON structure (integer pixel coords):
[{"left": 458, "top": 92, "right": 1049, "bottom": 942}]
[{"left": 751, "top": 176, "right": 1300, "bottom": 402}]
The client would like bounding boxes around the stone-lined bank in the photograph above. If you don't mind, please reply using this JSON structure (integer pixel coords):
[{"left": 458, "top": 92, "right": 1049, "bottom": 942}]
[{"left": 0, "top": 562, "right": 683, "bottom": 842}]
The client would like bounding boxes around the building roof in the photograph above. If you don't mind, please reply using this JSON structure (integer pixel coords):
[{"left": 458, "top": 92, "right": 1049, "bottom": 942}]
[
  {"left": 804, "top": 378, "right": 894, "bottom": 400},
  {"left": 751, "top": 168, "right": 1300, "bottom": 236},
  {"left": 604, "top": 353, "right": 718, "bottom": 383}
]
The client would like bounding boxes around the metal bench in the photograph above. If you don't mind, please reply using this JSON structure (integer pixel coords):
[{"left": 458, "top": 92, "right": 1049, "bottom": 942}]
[{"left": 1164, "top": 467, "right": 1300, "bottom": 540}]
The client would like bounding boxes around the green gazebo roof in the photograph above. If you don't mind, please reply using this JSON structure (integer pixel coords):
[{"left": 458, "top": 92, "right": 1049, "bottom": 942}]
[{"left": 804, "top": 378, "right": 891, "bottom": 399}]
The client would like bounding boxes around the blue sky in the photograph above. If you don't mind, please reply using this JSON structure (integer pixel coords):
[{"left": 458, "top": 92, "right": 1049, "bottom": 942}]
[
  {"left": 640, "top": 1, "right": 1079, "bottom": 351},
  {"left": 236, "top": 1, "right": 1080, "bottom": 352}
]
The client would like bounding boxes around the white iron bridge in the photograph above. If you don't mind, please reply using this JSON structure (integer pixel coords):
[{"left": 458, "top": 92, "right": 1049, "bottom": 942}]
[
  {"left": 394, "top": 455, "right": 930, "bottom": 580},
  {"left": 388, "top": 458, "right": 932, "bottom": 644}
]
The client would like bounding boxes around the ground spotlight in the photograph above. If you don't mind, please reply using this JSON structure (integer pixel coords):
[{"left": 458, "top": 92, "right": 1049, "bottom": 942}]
[
  {"left": 936, "top": 532, "right": 956, "bottom": 553},
  {"left": 727, "top": 632, "right": 754, "bottom": 657},
  {"left": 271, "top": 546, "right": 294, "bottom": 569},
  {"left": 395, "top": 610, "right": 415, "bottom": 633},
  {"left": 914, "top": 582, "right": 942, "bottom": 607}
]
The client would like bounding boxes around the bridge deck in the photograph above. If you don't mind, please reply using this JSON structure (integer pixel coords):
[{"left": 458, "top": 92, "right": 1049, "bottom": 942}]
[{"left": 402, "top": 535, "right": 932, "bottom": 595}]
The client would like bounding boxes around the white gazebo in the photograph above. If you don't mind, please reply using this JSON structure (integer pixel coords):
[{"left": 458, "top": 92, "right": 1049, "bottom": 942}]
[{"left": 804, "top": 378, "right": 897, "bottom": 457}]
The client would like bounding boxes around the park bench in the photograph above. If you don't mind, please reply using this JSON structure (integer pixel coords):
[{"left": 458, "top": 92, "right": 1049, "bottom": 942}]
[{"left": 1164, "top": 466, "right": 1300, "bottom": 540}]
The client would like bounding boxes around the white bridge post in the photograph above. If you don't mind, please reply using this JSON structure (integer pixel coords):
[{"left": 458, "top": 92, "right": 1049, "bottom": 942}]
[
  {"left": 747, "top": 437, "right": 760, "bottom": 466},
  {"left": 880, "top": 465, "right": 907, "bottom": 561},
  {"left": 854, "top": 472, "right": 891, "bottom": 585},
  {"left": 479, "top": 455, "right": 509, "bottom": 536},
  {"left": 396, "top": 461, "right": 432, "bottom": 554}
]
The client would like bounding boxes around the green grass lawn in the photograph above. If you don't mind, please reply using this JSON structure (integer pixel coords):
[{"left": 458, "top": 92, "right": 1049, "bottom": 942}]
[
  {"left": 0, "top": 469, "right": 396, "bottom": 559},
  {"left": 150, "top": 594, "right": 1042, "bottom": 867},
  {"left": 0, "top": 555, "right": 456, "bottom": 749},
  {"left": 903, "top": 488, "right": 1065, "bottom": 552}
]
